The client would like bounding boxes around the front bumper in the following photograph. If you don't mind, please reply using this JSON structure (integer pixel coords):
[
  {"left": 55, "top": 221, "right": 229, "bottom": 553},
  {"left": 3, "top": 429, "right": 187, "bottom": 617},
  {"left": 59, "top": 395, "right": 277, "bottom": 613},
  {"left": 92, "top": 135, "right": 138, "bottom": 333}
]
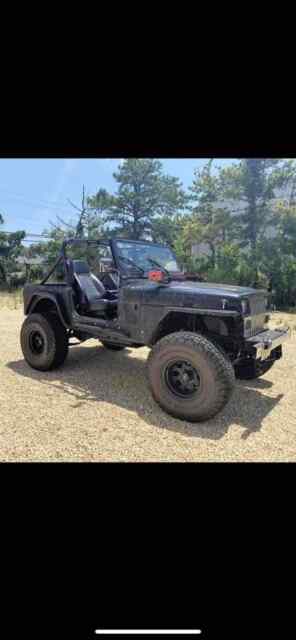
[{"left": 245, "top": 327, "right": 291, "bottom": 361}]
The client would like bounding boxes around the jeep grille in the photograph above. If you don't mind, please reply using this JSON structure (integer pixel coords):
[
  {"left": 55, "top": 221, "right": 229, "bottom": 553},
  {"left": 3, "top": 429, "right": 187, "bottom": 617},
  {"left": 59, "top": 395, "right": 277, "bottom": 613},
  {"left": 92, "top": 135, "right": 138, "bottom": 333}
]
[
  {"left": 244, "top": 294, "right": 267, "bottom": 337},
  {"left": 249, "top": 294, "right": 266, "bottom": 316}
]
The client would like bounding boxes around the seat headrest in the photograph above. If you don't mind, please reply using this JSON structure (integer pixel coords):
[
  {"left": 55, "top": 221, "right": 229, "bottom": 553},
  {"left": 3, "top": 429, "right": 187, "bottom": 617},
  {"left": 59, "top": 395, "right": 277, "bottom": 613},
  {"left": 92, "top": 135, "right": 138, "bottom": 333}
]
[{"left": 72, "top": 260, "right": 90, "bottom": 275}]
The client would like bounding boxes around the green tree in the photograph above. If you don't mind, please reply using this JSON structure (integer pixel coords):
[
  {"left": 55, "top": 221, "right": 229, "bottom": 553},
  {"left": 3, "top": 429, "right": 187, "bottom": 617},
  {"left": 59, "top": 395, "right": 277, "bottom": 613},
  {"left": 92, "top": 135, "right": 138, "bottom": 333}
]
[
  {"left": 31, "top": 186, "right": 106, "bottom": 273},
  {"left": 150, "top": 213, "right": 185, "bottom": 246},
  {"left": 188, "top": 159, "right": 239, "bottom": 268},
  {"left": 258, "top": 235, "right": 296, "bottom": 307},
  {"left": 96, "top": 159, "right": 187, "bottom": 240},
  {"left": 0, "top": 216, "right": 26, "bottom": 283},
  {"left": 219, "top": 159, "right": 296, "bottom": 285},
  {"left": 84, "top": 187, "right": 115, "bottom": 238},
  {"left": 273, "top": 201, "right": 296, "bottom": 256},
  {"left": 0, "top": 214, "right": 5, "bottom": 280}
]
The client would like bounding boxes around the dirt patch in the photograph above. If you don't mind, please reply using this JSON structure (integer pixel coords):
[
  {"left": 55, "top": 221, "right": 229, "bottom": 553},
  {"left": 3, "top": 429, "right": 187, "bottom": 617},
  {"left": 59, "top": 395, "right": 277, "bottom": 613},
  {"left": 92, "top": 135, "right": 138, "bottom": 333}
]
[{"left": 0, "top": 308, "right": 296, "bottom": 461}]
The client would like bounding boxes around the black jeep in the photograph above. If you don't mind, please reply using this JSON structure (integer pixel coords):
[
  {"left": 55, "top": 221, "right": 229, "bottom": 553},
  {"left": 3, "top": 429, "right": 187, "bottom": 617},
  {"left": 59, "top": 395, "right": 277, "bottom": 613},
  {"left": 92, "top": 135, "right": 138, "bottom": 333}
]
[{"left": 20, "top": 237, "right": 290, "bottom": 422}]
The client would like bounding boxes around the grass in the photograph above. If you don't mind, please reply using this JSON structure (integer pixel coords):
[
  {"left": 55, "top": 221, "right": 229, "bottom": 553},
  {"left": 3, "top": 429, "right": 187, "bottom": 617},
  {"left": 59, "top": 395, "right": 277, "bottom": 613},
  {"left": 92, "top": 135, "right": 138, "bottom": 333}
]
[
  {"left": 0, "top": 289, "right": 23, "bottom": 310},
  {"left": 269, "top": 311, "right": 296, "bottom": 332}
]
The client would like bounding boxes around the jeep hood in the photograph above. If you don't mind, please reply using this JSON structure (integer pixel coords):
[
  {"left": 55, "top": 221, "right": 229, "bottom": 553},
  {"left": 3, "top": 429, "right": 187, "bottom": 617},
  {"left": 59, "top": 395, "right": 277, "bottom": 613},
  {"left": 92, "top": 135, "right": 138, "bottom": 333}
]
[
  {"left": 123, "top": 278, "right": 266, "bottom": 312},
  {"left": 167, "top": 280, "right": 265, "bottom": 298}
]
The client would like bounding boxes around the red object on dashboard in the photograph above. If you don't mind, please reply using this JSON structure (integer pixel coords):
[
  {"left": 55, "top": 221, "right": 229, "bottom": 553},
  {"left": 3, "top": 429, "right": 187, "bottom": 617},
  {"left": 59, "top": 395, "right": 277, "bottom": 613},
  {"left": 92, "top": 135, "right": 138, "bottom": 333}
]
[{"left": 148, "top": 270, "right": 165, "bottom": 282}]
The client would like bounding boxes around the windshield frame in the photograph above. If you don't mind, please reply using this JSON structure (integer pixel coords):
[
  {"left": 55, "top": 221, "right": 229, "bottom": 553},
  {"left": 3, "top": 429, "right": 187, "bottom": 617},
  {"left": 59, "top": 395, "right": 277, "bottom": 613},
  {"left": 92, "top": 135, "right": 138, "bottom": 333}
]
[{"left": 111, "top": 238, "right": 181, "bottom": 278}]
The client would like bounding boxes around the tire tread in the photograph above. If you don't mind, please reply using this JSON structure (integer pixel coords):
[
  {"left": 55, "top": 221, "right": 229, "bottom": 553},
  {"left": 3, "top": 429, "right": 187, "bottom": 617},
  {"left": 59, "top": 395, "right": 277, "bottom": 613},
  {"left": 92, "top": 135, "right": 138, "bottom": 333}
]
[
  {"left": 147, "top": 331, "right": 235, "bottom": 422},
  {"left": 21, "top": 312, "right": 68, "bottom": 371}
]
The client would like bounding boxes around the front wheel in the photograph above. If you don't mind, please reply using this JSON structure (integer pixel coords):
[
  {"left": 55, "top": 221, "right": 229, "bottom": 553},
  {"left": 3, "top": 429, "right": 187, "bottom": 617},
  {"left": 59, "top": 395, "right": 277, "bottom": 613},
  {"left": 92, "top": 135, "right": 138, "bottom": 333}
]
[
  {"left": 147, "top": 332, "right": 235, "bottom": 422},
  {"left": 20, "top": 312, "right": 69, "bottom": 371}
]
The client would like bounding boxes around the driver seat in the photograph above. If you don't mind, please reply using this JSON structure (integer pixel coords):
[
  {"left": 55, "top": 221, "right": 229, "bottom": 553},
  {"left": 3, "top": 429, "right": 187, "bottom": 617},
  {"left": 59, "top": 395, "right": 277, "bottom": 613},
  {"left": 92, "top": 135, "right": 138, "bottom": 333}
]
[{"left": 72, "top": 260, "right": 117, "bottom": 315}]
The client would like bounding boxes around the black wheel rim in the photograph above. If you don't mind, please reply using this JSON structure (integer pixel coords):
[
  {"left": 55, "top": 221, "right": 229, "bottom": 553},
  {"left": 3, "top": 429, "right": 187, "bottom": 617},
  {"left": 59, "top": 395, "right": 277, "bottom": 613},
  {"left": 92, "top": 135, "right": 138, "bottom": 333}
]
[
  {"left": 29, "top": 330, "right": 45, "bottom": 355},
  {"left": 164, "top": 360, "right": 201, "bottom": 398}
]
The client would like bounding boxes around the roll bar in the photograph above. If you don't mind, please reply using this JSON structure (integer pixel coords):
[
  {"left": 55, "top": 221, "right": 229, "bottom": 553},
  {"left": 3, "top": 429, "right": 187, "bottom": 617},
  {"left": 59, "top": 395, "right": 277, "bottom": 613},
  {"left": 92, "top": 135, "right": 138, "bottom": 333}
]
[
  {"left": 61, "top": 238, "right": 110, "bottom": 258},
  {"left": 41, "top": 238, "right": 112, "bottom": 286}
]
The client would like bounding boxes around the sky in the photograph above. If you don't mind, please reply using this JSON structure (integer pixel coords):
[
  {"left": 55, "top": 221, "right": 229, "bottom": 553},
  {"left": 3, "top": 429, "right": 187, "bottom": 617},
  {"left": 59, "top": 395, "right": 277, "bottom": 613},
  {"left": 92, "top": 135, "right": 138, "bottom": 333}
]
[{"left": 0, "top": 158, "right": 236, "bottom": 239}]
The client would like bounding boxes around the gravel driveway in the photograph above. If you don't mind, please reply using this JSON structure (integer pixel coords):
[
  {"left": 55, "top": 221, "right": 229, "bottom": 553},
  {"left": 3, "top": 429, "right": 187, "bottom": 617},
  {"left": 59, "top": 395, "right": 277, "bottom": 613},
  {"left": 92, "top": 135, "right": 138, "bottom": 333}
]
[{"left": 1, "top": 308, "right": 296, "bottom": 461}]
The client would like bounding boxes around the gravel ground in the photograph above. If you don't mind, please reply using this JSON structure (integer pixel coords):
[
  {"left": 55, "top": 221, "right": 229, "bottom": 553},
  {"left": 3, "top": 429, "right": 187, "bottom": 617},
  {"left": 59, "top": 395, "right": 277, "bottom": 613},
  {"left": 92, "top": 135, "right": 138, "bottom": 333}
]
[{"left": 0, "top": 308, "right": 296, "bottom": 462}]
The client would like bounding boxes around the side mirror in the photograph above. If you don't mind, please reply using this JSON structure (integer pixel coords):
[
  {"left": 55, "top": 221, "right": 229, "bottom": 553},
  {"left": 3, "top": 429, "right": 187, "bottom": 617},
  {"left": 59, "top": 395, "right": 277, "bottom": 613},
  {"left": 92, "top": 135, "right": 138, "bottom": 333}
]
[{"left": 148, "top": 270, "right": 169, "bottom": 284}]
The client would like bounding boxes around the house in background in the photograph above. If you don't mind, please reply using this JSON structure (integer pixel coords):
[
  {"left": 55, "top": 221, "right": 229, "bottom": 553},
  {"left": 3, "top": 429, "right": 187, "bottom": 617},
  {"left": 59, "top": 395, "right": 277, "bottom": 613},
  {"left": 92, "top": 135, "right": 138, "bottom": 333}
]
[
  {"left": 15, "top": 256, "right": 45, "bottom": 268},
  {"left": 14, "top": 255, "right": 46, "bottom": 282},
  {"left": 1, "top": 252, "right": 46, "bottom": 285}
]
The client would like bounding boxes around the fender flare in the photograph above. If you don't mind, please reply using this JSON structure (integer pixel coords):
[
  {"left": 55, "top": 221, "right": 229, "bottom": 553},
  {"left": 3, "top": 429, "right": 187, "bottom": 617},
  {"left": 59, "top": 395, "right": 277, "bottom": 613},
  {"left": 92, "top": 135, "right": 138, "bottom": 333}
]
[
  {"left": 149, "top": 307, "right": 240, "bottom": 345},
  {"left": 27, "top": 294, "right": 70, "bottom": 329}
]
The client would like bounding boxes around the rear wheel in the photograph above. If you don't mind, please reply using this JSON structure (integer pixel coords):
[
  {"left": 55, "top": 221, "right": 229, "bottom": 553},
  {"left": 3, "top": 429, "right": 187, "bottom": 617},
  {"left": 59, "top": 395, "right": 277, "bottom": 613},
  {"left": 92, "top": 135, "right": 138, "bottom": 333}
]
[
  {"left": 147, "top": 331, "right": 235, "bottom": 422},
  {"left": 100, "top": 341, "right": 126, "bottom": 351},
  {"left": 20, "top": 312, "right": 69, "bottom": 371}
]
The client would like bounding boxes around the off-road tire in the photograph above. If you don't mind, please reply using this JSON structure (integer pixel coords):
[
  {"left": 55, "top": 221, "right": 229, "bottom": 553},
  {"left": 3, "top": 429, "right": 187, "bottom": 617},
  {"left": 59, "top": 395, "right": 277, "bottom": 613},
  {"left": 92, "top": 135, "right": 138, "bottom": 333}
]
[
  {"left": 147, "top": 331, "right": 235, "bottom": 422},
  {"left": 100, "top": 341, "right": 126, "bottom": 351},
  {"left": 21, "top": 312, "right": 69, "bottom": 371},
  {"left": 235, "top": 359, "right": 275, "bottom": 380}
]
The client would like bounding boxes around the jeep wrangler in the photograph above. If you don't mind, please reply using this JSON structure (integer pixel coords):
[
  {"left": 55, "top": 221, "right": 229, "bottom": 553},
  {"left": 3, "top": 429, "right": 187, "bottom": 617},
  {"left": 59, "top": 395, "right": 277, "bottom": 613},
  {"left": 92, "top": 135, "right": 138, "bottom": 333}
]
[{"left": 20, "top": 237, "right": 290, "bottom": 422}]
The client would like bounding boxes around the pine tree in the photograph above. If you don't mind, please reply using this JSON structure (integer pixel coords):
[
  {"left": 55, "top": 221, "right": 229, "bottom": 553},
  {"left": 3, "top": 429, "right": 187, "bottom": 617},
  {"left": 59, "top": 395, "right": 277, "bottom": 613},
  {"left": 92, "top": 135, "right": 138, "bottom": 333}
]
[{"left": 98, "top": 159, "right": 187, "bottom": 240}]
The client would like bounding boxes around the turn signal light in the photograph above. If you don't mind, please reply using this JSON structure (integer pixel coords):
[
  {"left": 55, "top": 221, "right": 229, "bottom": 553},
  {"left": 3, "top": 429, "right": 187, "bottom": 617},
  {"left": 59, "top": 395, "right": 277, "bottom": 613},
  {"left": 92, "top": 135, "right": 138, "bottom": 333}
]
[{"left": 148, "top": 270, "right": 165, "bottom": 282}]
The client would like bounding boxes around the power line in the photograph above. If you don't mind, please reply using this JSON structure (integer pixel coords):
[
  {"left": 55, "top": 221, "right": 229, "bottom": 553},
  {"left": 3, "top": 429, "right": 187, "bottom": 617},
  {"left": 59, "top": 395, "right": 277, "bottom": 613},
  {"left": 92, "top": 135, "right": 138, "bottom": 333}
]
[
  {"left": 22, "top": 238, "right": 51, "bottom": 244},
  {"left": 0, "top": 185, "right": 75, "bottom": 209},
  {"left": 0, "top": 196, "right": 73, "bottom": 216},
  {"left": 1, "top": 187, "right": 292, "bottom": 213},
  {"left": 0, "top": 231, "right": 51, "bottom": 238}
]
